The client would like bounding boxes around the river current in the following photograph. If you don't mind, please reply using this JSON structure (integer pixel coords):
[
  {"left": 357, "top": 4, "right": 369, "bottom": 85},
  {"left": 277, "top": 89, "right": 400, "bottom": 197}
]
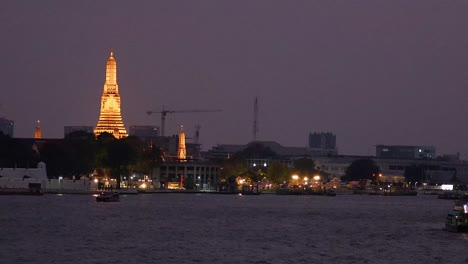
[{"left": 1, "top": 194, "right": 467, "bottom": 264}]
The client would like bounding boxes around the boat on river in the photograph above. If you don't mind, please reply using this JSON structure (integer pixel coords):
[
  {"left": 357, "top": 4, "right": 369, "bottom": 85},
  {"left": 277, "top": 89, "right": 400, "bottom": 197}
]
[
  {"left": 445, "top": 199, "right": 468, "bottom": 232},
  {"left": 96, "top": 192, "right": 119, "bottom": 202}
]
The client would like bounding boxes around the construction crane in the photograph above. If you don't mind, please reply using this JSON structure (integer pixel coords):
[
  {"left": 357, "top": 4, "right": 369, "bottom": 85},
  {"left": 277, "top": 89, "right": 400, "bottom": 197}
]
[{"left": 146, "top": 108, "right": 221, "bottom": 137}]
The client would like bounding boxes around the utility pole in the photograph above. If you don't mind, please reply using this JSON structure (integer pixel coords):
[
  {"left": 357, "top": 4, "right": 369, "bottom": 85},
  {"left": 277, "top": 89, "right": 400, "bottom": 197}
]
[
  {"left": 194, "top": 125, "right": 201, "bottom": 159},
  {"left": 253, "top": 97, "right": 259, "bottom": 142}
]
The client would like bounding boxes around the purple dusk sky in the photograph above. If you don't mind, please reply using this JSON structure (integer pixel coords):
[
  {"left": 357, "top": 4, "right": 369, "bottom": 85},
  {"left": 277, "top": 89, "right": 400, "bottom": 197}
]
[{"left": 1, "top": 1, "right": 468, "bottom": 157}]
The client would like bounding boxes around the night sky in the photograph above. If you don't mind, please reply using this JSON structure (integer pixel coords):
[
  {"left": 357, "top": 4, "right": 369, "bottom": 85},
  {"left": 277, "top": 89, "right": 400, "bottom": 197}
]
[{"left": 2, "top": 1, "right": 468, "bottom": 157}]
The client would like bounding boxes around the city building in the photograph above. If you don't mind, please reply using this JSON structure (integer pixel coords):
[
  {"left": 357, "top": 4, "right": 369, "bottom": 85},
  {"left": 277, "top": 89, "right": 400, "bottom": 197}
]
[
  {"left": 0, "top": 117, "right": 14, "bottom": 137},
  {"left": 129, "top": 125, "right": 159, "bottom": 144},
  {"left": 64, "top": 126, "right": 94, "bottom": 137},
  {"left": 308, "top": 132, "right": 337, "bottom": 156},
  {"left": 153, "top": 161, "right": 220, "bottom": 190},
  {"left": 94, "top": 50, "right": 128, "bottom": 139},
  {"left": 314, "top": 155, "right": 468, "bottom": 184},
  {"left": 204, "top": 141, "right": 310, "bottom": 165},
  {"left": 376, "top": 145, "right": 436, "bottom": 159},
  {"left": 153, "top": 126, "right": 219, "bottom": 190},
  {"left": 203, "top": 144, "right": 247, "bottom": 160},
  {"left": 204, "top": 140, "right": 468, "bottom": 186}
]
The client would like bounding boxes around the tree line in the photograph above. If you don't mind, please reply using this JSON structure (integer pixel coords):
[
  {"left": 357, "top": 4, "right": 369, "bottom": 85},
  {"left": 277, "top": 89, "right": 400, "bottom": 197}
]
[
  {"left": 0, "top": 131, "right": 159, "bottom": 187},
  {"left": 1, "top": 131, "right": 443, "bottom": 188}
]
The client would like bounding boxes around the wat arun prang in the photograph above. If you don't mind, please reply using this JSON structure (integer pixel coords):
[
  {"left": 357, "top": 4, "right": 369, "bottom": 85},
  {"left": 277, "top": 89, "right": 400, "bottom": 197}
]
[{"left": 94, "top": 51, "right": 128, "bottom": 139}]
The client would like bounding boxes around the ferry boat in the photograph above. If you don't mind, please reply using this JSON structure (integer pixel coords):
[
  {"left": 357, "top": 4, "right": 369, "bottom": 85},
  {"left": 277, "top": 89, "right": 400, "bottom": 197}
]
[
  {"left": 96, "top": 192, "right": 119, "bottom": 202},
  {"left": 445, "top": 199, "right": 468, "bottom": 232}
]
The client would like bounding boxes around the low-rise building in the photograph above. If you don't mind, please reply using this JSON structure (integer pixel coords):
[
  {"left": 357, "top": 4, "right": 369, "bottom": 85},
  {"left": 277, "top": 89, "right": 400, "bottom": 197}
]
[
  {"left": 64, "top": 126, "right": 94, "bottom": 137},
  {"left": 309, "top": 132, "right": 338, "bottom": 156},
  {"left": 314, "top": 155, "right": 468, "bottom": 185},
  {"left": 376, "top": 145, "right": 436, "bottom": 159},
  {"left": 153, "top": 161, "right": 220, "bottom": 190}
]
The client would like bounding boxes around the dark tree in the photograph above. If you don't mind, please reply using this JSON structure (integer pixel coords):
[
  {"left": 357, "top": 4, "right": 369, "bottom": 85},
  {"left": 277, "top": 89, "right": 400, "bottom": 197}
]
[
  {"left": 266, "top": 161, "right": 290, "bottom": 185},
  {"left": 95, "top": 132, "right": 116, "bottom": 175},
  {"left": 41, "top": 141, "right": 73, "bottom": 178},
  {"left": 0, "top": 133, "right": 16, "bottom": 167},
  {"left": 122, "top": 136, "right": 146, "bottom": 169},
  {"left": 226, "top": 175, "right": 238, "bottom": 192},
  {"left": 0, "top": 134, "right": 39, "bottom": 168},
  {"left": 133, "top": 143, "right": 160, "bottom": 176},
  {"left": 184, "top": 176, "right": 196, "bottom": 190},
  {"left": 107, "top": 139, "right": 138, "bottom": 189},
  {"left": 219, "top": 158, "right": 249, "bottom": 181},
  {"left": 404, "top": 164, "right": 426, "bottom": 183},
  {"left": 64, "top": 131, "right": 97, "bottom": 178},
  {"left": 293, "top": 158, "right": 317, "bottom": 176},
  {"left": 342, "top": 159, "right": 380, "bottom": 182},
  {"left": 234, "top": 142, "right": 277, "bottom": 159}
]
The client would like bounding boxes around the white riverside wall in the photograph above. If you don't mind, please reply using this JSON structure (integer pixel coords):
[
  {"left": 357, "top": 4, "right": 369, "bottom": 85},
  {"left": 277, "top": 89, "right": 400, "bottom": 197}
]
[
  {"left": 46, "top": 179, "right": 99, "bottom": 191},
  {"left": 0, "top": 162, "right": 100, "bottom": 192},
  {"left": 0, "top": 178, "right": 99, "bottom": 192}
]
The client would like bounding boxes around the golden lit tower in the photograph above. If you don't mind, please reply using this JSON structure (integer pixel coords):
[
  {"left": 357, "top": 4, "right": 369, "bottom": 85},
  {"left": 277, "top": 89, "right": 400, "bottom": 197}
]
[
  {"left": 34, "top": 120, "right": 42, "bottom": 139},
  {"left": 94, "top": 50, "right": 128, "bottom": 138},
  {"left": 177, "top": 126, "right": 187, "bottom": 162}
]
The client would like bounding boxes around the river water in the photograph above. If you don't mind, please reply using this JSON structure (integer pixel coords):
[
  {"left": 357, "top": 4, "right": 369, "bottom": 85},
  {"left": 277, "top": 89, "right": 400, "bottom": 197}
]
[{"left": 0, "top": 194, "right": 467, "bottom": 264}]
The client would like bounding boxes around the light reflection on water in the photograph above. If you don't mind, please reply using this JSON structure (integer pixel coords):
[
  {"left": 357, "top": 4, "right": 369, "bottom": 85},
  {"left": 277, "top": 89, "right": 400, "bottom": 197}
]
[{"left": 0, "top": 194, "right": 467, "bottom": 264}]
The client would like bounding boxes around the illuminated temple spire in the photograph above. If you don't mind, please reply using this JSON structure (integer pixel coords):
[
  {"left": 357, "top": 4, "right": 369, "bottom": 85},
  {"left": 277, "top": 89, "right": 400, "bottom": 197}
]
[
  {"left": 94, "top": 50, "right": 128, "bottom": 138},
  {"left": 177, "top": 126, "right": 187, "bottom": 162},
  {"left": 34, "top": 120, "right": 42, "bottom": 139}
]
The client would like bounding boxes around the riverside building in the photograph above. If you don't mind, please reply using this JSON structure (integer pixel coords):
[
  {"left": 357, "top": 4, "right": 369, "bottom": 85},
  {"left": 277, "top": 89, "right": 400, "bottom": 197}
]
[{"left": 152, "top": 125, "right": 220, "bottom": 190}]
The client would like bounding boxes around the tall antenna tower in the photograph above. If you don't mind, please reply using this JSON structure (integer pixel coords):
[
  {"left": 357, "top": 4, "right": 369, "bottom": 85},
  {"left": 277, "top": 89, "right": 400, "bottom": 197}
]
[
  {"left": 253, "top": 97, "right": 259, "bottom": 141},
  {"left": 194, "top": 124, "right": 201, "bottom": 159}
]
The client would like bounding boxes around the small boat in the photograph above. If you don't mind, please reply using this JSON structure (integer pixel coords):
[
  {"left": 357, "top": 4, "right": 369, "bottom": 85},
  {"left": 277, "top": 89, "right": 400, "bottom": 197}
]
[
  {"left": 445, "top": 199, "right": 468, "bottom": 232},
  {"left": 240, "top": 190, "right": 261, "bottom": 195},
  {"left": 96, "top": 192, "right": 119, "bottom": 202}
]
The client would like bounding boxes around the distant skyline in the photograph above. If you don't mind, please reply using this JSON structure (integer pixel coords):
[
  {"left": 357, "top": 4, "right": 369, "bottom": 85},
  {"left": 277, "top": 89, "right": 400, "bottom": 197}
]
[{"left": 2, "top": 1, "right": 468, "bottom": 157}]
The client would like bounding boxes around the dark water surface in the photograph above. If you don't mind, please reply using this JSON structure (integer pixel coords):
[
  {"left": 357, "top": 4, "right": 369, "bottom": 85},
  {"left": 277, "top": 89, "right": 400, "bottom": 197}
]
[{"left": 1, "top": 194, "right": 467, "bottom": 264}]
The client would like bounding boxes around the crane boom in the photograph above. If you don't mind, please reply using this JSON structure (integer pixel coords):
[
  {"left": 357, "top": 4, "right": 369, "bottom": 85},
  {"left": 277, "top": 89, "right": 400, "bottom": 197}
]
[{"left": 146, "top": 108, "right": 221, "bottom": 136}]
